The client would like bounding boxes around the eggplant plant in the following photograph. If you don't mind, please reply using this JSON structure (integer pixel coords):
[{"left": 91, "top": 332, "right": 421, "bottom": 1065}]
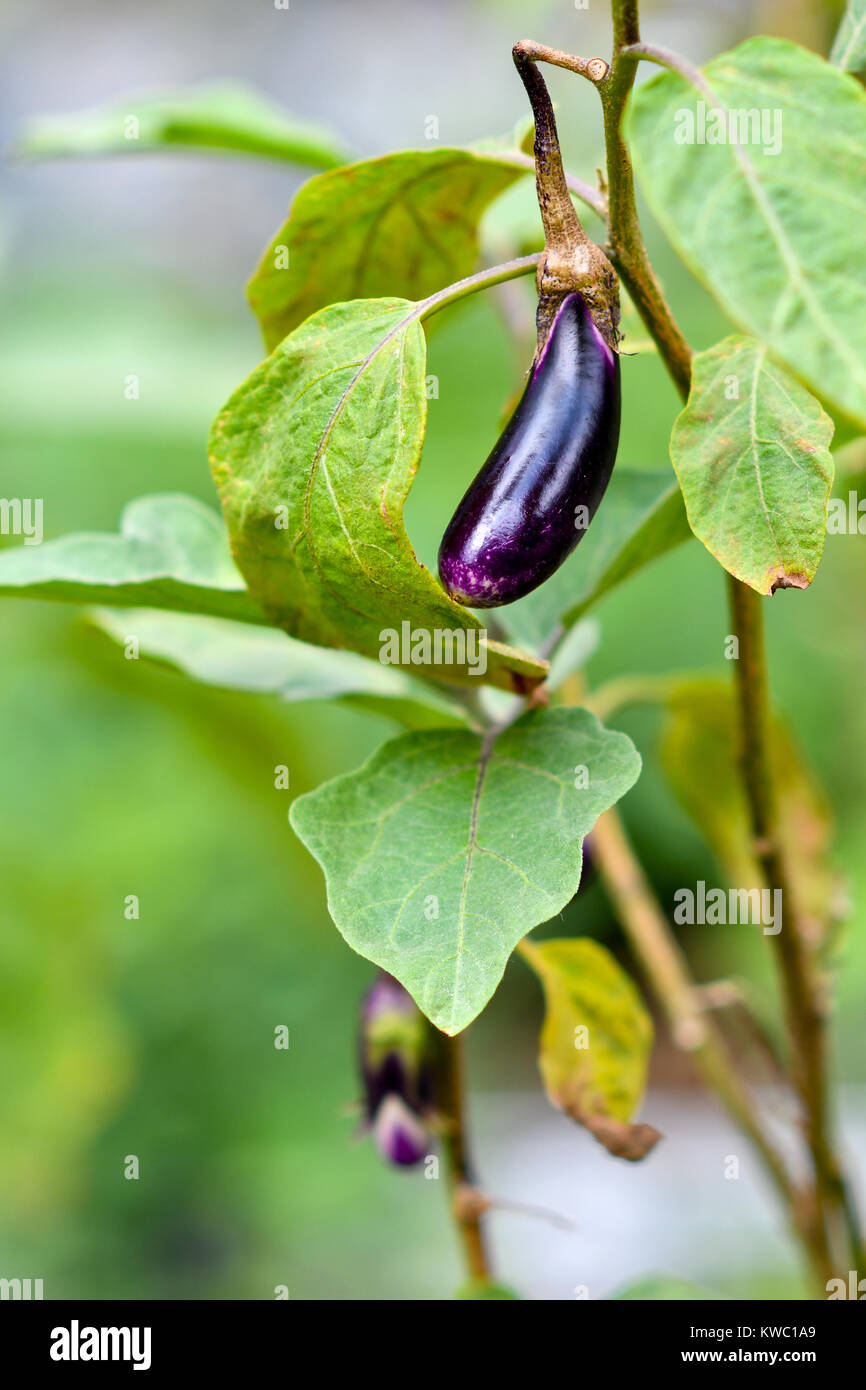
[{"left": 5, "top": 0, "right": 866, "bottom": 1300}]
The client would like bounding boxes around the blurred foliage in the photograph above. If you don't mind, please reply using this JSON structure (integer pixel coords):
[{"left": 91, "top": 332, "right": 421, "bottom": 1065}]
[{"left": 1, "top": 0, "right": 864, "bottom": 1301}]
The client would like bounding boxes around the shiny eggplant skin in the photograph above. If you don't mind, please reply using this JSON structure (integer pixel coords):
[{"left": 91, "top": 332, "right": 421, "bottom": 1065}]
[{"left": 438, "top": 291, "right": 621, "bottom": 608}]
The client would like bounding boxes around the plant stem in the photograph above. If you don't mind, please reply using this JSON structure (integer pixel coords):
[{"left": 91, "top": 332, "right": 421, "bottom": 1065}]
[
  {"left": 511, "top": 40, "right": 620, "bottom": 351},
  {"left": 512, "top": 39, "right": 610, "bottom": 84},
  {"left": 590, "top": 806, "right": 831, "bottom": 1288},
  {"left": 512, "top": 43, "right": 599, "bottom": 266},
  {"left": 418, "top": 253, "right": 539, "bottom": 324},
  {"left": 587, "top": 670, "right": 856, "bottom": 1255},
  {"left": 583, "top": 0, "right": 862, "bottom": 1278},
  {"left": 620, "top": 41, "right": 709, "bottom": 91},
  {"left": 437, "top": 1031, "right": 491, "bottom": 1284},
  {"left": 597, "top": 3, "right": 692, "bottom": 395},
  {"left": 507, "top": 153, "right": 608, "bottom": 222},
  {"left": 490, "top": 2, "right": 862, "bottom": 1283},
  {"left": 728, "top": 577, "right": 863, "bottom": 1272}
]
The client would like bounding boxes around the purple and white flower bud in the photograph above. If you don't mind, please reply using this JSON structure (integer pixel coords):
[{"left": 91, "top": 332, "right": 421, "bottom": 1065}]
[
  {"left": 372, "top": 1094, "right": 429, "bottom": 1168},
  {"left": 359, "top": 972, "right": 434, "bottom": 1168}
]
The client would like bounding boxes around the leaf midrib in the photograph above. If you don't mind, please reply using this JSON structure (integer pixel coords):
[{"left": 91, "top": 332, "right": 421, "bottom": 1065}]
[{"left": 640, "top": 57, "right": 866, "bottom": 400}]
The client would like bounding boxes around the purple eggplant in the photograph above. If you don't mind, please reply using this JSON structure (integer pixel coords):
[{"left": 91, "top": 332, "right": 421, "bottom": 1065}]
[{"left": 438, "top": 290, "right": 620, "bottom": 608}]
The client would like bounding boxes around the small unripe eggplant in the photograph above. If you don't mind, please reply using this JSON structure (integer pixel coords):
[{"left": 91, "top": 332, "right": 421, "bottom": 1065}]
[
  {"left": 359, "top": 972, "right": 434, "bottom": 1168},
  {"left": 438, "top": 289, "right": 620, "bottom": 609}
]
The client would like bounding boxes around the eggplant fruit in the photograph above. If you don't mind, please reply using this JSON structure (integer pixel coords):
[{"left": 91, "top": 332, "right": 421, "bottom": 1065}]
[{"left": 438, "top": 291, "right": 620, "bottom": 608}]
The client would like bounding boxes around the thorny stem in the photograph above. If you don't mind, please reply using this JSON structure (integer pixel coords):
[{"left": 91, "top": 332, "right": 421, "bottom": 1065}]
[
  {"left": 561, "top": 673, "right": 828, "bottom": 1279},
  {"left": 697, "top": 979, "right": 790, "bottom": 1087},
  {"left": 437, "top": 1032, "right": 491, "bottom": 1284}
]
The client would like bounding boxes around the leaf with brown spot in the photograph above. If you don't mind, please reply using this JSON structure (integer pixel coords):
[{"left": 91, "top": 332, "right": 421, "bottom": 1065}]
[
  {"left": 575, "top": 1112, "right": 662, "bottom": 1161},
  {"left": 670, "top": 336, "right": 834, "bottom": 594}
]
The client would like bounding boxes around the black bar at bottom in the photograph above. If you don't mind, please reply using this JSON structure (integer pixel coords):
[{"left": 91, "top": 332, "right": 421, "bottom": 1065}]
[{"left": 0, "top": 1297, "right": 861, "bottom": 1375}]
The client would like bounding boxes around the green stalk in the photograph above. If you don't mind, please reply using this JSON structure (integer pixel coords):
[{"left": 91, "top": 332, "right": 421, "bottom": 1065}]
[
  {"left": 591, "top": 0, "right": 862, "bottom": 1281},
  {"left": 436, "top": 1032, "right": 491, "bottom": 1285}
]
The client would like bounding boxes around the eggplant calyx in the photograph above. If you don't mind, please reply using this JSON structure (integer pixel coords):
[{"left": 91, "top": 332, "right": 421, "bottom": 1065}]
[{"left": 536, "top": 241, "right": 619, "bottom": 358}]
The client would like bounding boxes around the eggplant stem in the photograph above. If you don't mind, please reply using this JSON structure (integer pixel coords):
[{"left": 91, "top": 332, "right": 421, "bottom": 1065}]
[
  {"left": 584, "top": 0, "right": 864, "bottom": 1284},
  {"left": 512, "top": 40, "right": 620, "bottom": 352},
  {"left": 512, "top": 42, "right": 600, "bottom": 261}
]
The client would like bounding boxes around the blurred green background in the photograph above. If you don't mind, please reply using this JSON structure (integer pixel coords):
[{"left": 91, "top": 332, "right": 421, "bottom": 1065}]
[{"left": 0, "top": 0, "right": 862, "bottom": 1300}]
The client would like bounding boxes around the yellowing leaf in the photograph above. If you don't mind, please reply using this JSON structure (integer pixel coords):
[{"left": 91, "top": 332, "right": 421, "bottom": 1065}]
[
  {"left": 249, "top": 146, "right": 529, "bottom": 350},
  {"left": 522, "top": 937, "right": 658, "bottom": 1160}
]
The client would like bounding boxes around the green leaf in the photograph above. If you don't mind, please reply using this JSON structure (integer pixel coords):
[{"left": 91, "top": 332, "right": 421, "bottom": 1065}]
[
  {"left": 501, "top": 470, "right": 691, "bottom": 650},
  {"left": 91, "top": 608, "right": 472, "bottom": 731},
  {"left": 248, "top": 146, "right": 529, "bottom": 350},
  {"left": 521, "top": 937, "right": 659, "bottom": 1160},
  {"left": 659, "top": 679, "right": 840, "bottom": 947},
  {"left": 0, "top": 494, "right": 267, "bottom": 625},
  {"left": 831, "top": 1, "right": 866, "bottom": 71},
  {"left": 626, "top": 37, "right": 866, "bottom": 429},
  {"left": 670, "top": 336, "right": 834, "bottom": 594},
  {"left": 18, "top": 85, "right": 349, "bottom": 168},
  {"left": 290, "top": 707, "right": 641, "bottom": 1034},
  {"left": 610, "top": 1275, "right": 717, "bottom": 1301},
  {"left": 209, "top": 296, "right": 546, "bottom": 693}
]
